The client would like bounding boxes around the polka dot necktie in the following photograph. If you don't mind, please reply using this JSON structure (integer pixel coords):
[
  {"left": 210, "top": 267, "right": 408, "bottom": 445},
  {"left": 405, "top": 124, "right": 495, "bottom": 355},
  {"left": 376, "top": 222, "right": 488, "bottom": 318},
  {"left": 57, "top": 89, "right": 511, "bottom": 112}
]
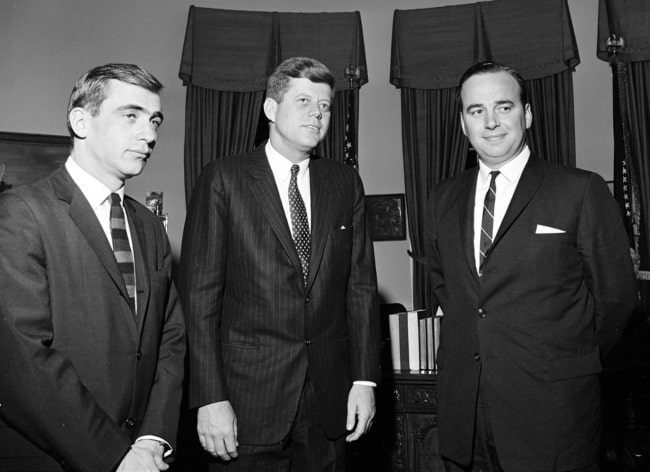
[
  {"left": 110, "top": 193, "right": 136, "bottom": 312},
  {"left": 289, "top": 165, "right": 310, "bottom": 286},
  {"left": 479, "top": 171, "right": 499, "bottom": 270}
]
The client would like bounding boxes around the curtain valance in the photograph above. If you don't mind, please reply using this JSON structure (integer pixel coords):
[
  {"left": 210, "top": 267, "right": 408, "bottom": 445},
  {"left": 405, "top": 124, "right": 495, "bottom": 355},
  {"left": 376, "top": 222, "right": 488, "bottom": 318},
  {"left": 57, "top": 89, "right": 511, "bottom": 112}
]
[
  {"left": 390, "top": 0, "right": 579, "bottom": 89},
  {"left": 179, "top": 6, "right": 368, "bottom": 91},
  {"left": 597, "top": 0, "right": 650, "bottom": 63}
]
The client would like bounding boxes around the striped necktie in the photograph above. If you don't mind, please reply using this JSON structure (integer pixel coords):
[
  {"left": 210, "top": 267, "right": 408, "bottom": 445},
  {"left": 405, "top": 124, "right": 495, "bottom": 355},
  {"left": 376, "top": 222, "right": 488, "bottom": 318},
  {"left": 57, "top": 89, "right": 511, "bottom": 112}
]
[
  {"left": 109, "top": 193, "right": 136, "bottom": 312},
  {"left": 289, "top": 164, "right": 310, "bottom": 286},
  {"left": 479, "top": 171, "right": 500, "bottom": 269}
]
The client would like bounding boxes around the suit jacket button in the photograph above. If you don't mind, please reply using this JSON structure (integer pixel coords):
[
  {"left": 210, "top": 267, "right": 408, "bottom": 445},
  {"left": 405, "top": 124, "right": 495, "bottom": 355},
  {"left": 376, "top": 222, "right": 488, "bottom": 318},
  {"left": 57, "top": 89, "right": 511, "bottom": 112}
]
[
  {"left": 305, "top": 297, "right": 310, "bottom": 303},
  {"left": 136, "top": 352, "right": 142, "bottom": 361},
  {"left": 473, "top": 353, "right": 481, "bottom": 362},
  {"left": 304, "top": 339, "right": 311, "bottom": 345},
  {"left": 478, "top": 308, "right": 486, "bottom": 318},
  {"left": 125, "top": 418, "right": 135, "bottom": 429}
]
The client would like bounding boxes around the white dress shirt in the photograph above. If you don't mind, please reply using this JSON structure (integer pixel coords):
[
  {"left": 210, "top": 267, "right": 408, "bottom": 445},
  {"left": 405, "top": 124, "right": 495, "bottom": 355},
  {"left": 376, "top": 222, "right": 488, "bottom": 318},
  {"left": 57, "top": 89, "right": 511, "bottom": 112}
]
[
  {"left": 473, "top": 146, "right": 530, "bottom": 273},
  {"left": 65, "top": 157, "right": 134, "bottom": 252}
]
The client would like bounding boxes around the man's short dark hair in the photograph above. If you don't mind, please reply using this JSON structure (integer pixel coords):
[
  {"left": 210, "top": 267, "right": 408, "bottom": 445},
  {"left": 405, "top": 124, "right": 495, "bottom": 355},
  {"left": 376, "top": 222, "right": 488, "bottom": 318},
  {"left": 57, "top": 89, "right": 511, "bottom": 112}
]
[
  {"left": 266, "top": 57, "right": 335, "bottom": 103},
  {"left": 456, "top": 61, "right": 528, "bottom": 108},
  {"left": 66, "top": 63, "right": 163, "bottom": 137}
]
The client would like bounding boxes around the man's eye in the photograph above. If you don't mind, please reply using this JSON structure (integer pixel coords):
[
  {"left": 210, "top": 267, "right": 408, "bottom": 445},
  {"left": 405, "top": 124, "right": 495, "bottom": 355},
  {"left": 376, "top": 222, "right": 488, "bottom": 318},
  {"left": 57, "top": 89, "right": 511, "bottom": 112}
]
[
  {"left": 470, "top": 109, "right": 483, "bottom": 117},
  {"left": 320, "top": 103, "right": 331, "bottom": 112}
]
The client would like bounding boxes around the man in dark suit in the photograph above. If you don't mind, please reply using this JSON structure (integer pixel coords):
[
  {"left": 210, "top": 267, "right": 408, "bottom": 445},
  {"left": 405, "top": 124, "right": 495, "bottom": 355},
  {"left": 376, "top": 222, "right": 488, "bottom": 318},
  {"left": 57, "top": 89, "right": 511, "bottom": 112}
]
[
  {"left": 424, "top": 61, "right": 637, "bottom": 471},
  {"left": 178, "top": 57, "right": 380, "bottom": 471},
  {"left": 0, "top": 63, "right": 186, "bottom": 472}
]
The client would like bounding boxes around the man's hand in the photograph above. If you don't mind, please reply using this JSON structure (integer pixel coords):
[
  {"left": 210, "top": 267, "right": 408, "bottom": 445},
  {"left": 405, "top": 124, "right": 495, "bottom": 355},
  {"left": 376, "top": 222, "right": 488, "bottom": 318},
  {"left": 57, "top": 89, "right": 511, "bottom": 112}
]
[
  {"left": 197, "top": 400, "right": 239, "bottom": 461},
  {"left": 345, "top": 384, "right": 376, "bottom": 442},
  {"left": 117, "top": 441, "right": 168, "bottom": 472}
]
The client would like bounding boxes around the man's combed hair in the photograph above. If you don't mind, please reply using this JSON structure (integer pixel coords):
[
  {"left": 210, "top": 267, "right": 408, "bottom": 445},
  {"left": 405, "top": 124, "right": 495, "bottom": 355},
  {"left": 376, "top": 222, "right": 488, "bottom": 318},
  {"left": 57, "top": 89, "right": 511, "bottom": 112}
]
[
  {"left": 266, "top": 57, "right": 335, "bottom": 103},
  {"left": 456, "top": 61, "right": 528, "bottom": 107},
  {"left": 66, "top": 63, "right": 163, "bottom": 137}
]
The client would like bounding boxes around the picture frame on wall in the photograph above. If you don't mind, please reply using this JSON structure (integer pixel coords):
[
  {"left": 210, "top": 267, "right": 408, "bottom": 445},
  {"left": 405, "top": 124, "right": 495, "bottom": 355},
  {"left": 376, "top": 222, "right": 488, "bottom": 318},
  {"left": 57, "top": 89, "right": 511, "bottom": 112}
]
[
  {"left": 366, "top": 193, "right": 407, "bottom": 241},
  {"left": 0, "top": 132, "right": 70, "bottom": 193}
]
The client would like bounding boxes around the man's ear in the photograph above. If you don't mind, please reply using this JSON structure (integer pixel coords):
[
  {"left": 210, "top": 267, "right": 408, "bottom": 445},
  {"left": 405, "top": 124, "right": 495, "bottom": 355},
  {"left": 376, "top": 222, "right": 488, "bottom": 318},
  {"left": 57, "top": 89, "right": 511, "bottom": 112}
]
[
  {"left": 263, "top": 98, "right": 277, "bottom": 123},
  {"left": 68, "top": 108, "right": 88, "bottom": 139},
  {"left": 524, "top": 103, "right": 533, "bottom": 129},
  {"left": 459, "top": 113, "right": 467, "bottom": 137}
]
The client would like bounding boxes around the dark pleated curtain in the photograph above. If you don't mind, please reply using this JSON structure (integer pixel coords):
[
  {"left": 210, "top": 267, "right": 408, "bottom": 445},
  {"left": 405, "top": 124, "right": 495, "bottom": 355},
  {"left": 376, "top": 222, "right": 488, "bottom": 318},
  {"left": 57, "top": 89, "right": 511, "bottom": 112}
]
[
  {"left": 183, "top": 87, "right": 265, "bottom": 204},
  {"left": 179, "top": 6, "right": 368, "bottom": 203},
  {"left": 391, "top": 0, "right": 580, "bottom": 310},
  {"left": 597, "top": 0, "right": 650, "bottom": 314},
  {"left": 401, "top": 88, "right": 469, "bottom": 310}
]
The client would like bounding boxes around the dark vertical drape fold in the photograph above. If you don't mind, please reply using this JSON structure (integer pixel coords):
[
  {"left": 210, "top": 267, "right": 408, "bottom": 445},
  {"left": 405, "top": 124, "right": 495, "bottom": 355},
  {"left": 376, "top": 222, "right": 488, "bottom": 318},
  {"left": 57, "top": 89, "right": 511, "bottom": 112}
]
[
  {"left": 597, "top": 0, "right": 650, "bottom": 313},
  {"left": 183, "top": 86, "right": 265, "bottom": 203},
  {"left": 179, "top": 6, "right": 367, "bottom": 203},
  {"left": 391, "top": 0, "right": 579, "bottom": 310},
  {"left": 526, "top": 71, "right": 576, "bottom": 167},
  {"left": 401, "top": 88, "right": 469, "bottom": 310}
]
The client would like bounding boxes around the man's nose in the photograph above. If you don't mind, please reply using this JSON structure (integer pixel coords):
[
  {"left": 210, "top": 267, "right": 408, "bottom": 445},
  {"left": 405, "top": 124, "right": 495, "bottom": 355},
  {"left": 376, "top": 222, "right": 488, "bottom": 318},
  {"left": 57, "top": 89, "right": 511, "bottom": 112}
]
[
  {"left": 484, "top": 111, "right": 500, "bottom": 129},
  {"left": 308, "top": 103, "right": 322, "bottom": 118},
  {"left": 139, "top": 123, "right": 157, "bottom": 144}
]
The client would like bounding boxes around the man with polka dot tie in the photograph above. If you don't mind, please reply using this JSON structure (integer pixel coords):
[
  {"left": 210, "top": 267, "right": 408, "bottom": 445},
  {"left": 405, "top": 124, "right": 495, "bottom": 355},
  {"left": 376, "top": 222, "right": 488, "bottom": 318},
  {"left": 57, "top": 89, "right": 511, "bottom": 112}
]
[{"left": 180, "top": 57, "right": 380, "bottom": 471}]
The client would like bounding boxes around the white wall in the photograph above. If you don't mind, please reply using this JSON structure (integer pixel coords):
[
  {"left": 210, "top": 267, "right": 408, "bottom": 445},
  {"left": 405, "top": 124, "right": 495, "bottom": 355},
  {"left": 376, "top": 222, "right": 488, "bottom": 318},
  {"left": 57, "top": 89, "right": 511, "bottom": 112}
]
[{"left": 0, "top": 0, "right": 610, "bottom": 309}]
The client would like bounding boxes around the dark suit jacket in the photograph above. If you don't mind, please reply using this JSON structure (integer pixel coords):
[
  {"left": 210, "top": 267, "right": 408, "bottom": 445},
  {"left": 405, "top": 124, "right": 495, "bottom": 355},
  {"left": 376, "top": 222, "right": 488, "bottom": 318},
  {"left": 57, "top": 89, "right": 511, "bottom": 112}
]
[
  {"left": 178, "top": 146, "right": 380, "bottom": 444},
  {"left": 424, "top": 156, "right": 637, "bottom": 470},
  {"left": 0, "top": 167, "right": 186, "bottom": 472}
]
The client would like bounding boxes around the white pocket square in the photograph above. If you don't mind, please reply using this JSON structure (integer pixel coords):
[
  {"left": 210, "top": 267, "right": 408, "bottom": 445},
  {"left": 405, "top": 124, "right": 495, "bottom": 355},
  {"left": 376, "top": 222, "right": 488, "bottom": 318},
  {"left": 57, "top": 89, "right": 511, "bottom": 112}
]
[{"left": 535, "top": 224, "right": 565, "bottom": 234}]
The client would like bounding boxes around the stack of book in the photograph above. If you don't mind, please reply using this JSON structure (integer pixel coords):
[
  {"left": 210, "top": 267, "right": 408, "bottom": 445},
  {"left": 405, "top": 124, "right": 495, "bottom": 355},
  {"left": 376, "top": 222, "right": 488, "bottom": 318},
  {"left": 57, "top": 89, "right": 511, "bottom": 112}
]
[{"left": 388, "top": 308, "right": 442, "bottom": 372}]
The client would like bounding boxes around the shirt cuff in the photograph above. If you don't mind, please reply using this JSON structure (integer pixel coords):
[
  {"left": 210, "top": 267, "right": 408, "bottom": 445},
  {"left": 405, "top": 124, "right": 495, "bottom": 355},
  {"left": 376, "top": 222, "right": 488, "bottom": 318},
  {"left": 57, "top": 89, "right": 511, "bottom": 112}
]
[
  {"left": 353, "top": 380, "right": 377, "bottom": 387},
  {"left": 136, "top": 435, "right": 173, "bottom": 458}
]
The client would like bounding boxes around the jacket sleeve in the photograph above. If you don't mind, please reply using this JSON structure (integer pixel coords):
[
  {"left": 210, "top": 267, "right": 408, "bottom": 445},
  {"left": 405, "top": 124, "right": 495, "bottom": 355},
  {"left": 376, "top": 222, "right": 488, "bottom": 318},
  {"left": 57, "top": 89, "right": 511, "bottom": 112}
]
[
  {"left": 578, "top": 173, "right": 637, "bottom": 358},
  {"left": 178, "top": 163, "right": 230, "bottom": 408},
  {"left": 345, "top": 170, "right": 381, "bottom": 383},
  {"left": 137, "top": 216, "right": 186, "bottom": 450}
]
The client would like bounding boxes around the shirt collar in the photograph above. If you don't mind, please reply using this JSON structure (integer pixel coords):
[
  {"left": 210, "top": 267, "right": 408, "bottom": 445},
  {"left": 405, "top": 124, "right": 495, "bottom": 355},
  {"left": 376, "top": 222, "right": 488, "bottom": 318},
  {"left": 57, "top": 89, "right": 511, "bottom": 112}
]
[
  {"left": 265, "top": 141, "right": 310, "bottom": 183},
  {"left": 478, "top": 145, "right": 530, "bottom": 185},
  {"left": 65, "top": 156, "right": 124, "bottom": 209}
]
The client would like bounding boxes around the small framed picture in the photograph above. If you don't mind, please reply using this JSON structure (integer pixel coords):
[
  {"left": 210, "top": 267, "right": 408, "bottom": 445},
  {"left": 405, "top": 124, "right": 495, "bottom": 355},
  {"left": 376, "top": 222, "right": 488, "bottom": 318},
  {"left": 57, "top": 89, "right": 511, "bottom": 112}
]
[
  {"left": 0, "top": 132, "right": 70, "bottom": 192},
  {"left": 366, "top": 193, "right": 407, "bottom": 241}
]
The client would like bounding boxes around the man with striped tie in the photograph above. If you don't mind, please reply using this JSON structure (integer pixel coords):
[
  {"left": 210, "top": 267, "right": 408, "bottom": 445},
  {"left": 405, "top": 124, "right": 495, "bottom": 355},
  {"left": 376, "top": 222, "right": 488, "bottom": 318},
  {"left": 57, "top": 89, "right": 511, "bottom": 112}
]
[
  {"left": 0, "top": 64, "right": 185, "bottom": 472},
  {"left": 423, "top": 61, "right": 636, "bottom": 472}
]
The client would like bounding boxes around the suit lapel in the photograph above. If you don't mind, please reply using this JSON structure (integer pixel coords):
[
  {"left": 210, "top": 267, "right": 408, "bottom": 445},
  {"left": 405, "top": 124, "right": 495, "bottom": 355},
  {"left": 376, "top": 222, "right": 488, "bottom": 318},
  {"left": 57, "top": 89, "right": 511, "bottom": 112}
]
[
  {"left": 125, "top": 200, "right": 150, "bottom": 330},
  {"left": 53, "top": 169, "right": 130, "bottom": 303},
  {"left": 247, "top": 148, "right": 305, "bottom": 280},
  {"left": 458, "top": 168, "right": 480, "bottom": 281},
  {"left": 491, "top": 156, "right": 543, "bottom": 250},
  {"left": 307, "top": 158, "right": 333, "bottom": 292}
]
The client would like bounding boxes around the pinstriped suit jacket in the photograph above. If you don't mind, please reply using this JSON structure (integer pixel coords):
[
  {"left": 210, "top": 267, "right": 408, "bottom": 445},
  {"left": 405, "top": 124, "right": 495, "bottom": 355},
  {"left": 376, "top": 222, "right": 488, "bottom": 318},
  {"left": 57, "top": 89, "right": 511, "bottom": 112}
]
[{"left": 179, "top": 145, "right": 380, "bottom": 444}]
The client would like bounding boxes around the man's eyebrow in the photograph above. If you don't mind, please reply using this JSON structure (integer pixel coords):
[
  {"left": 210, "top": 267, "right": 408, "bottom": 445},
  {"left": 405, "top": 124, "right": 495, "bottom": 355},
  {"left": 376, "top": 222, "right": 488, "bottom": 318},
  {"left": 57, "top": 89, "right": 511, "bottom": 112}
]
[
  {"left": 115, "top": 104, "right": 164, "bottom": 122},
  {"left": 116, "top": 104, "right": 145, "bottom": 112},
  {"left": 465, "top": 103, "right": 484, "bottom": 112}
]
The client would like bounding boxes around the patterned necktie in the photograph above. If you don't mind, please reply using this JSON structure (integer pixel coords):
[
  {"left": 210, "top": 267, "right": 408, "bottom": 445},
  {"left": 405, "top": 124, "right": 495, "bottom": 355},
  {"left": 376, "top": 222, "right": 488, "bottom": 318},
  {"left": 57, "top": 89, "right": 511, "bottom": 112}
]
[
  {"left": 110, "top": 193, "right": 136, "bottom": 312},
  {"left": 479, "top": 171, "right": 500, "bottom": 269},
  {"left": 289, "top": 164, "right": 310, "bottom": 285}
]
